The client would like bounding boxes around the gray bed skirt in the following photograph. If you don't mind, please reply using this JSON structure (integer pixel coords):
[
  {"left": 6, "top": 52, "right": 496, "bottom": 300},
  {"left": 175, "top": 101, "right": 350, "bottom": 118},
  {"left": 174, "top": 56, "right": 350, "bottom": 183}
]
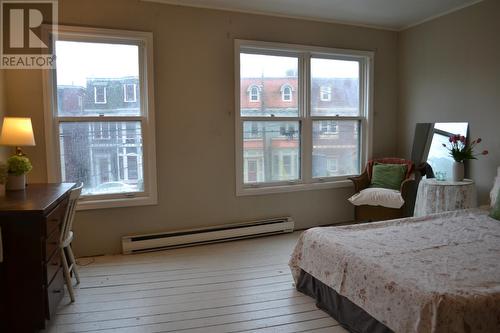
[{"left": 296, "top": 270, "right": 393, "bottom": 333}]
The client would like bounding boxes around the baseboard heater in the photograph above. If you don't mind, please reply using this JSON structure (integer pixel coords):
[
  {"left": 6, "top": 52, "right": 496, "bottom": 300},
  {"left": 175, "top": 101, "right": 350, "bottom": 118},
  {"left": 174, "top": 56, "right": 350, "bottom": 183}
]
[{"left": 122, "top": 217, "right": 295, "bottom": 254}]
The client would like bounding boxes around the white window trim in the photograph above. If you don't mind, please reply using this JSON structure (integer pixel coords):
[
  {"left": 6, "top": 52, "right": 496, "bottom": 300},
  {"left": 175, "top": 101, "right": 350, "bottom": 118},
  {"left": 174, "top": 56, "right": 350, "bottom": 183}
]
[
  {"left": 94, "top": 86, "right": 107, "bottom": 104},
  {"left": 320, "top": 85, "right": 332, "bottom": 102},
  {"left": 320, "top": 120, "right": 339, "bottom": 135},
  {"left": 248, "top": 85, "right": 260, "bottom": 102},
  {"left": 42, "top": 25, "right": 158, "bottom": 210},
  {"left": 281, "top": 84, "right": 293, "bottom": 102},
  {"left": 93, "top": 122, "right": 111, "bottom": 140},
  {"left": 124, "top": 83, "right": 137, "bottom": 103},
  {"left": 235, "top": 39, "right": 374, "bottom": 196}
]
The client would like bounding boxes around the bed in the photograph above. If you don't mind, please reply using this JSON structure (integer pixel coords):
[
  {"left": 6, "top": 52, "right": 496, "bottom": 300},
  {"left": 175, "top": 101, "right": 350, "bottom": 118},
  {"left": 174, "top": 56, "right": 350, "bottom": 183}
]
[{"left": 289, "top": 209, "right": 500, "bottom": 333}]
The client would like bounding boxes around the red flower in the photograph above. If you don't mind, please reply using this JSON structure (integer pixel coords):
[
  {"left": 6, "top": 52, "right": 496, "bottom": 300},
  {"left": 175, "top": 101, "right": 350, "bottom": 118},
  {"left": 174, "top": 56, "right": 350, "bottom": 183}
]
[
  {"left": 460, "top": 135, "right": 466, "bottom": 142},
  {"left": 477, "top": 138, "right": 482, "bottom": 143},
  {"left": 449, "top": 137, "right": 453, "bottom": 143},
  {"left": 482, "top": 150, "right": 489, "bottom": 155}
]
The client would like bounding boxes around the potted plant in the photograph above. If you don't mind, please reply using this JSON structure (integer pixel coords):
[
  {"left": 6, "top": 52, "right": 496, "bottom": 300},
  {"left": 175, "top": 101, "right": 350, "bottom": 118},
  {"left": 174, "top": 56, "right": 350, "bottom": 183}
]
[
  {"left": 442, "top": 135, "right": 488, "bottom": 181},
  {"left": 0, "top": 162, "right": 7, "bottom": 196},
  {"left": 6, "top": 155, "right": 32, "bottom": 190}
]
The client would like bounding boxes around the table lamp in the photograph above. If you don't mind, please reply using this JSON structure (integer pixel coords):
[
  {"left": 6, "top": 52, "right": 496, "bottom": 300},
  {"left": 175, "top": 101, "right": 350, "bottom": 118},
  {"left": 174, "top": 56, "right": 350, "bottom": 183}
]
[
  {"left": 0, "top": 117, "right": 36, "bottom": 155},
  {"left": 0, "top": 117, "right": 35, "bottom": 190}
]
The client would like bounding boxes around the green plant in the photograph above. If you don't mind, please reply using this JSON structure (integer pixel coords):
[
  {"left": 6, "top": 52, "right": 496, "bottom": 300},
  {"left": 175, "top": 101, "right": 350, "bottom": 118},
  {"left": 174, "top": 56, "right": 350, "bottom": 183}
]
[
  {"left": 442, "top": 135, "right": 488, "bottom": 163},
  {"left": 0, "top": 162, "right": 7, "bottom": 184},
  {"left": 7, "top": 155, "right": 33, "bottom": 176}
]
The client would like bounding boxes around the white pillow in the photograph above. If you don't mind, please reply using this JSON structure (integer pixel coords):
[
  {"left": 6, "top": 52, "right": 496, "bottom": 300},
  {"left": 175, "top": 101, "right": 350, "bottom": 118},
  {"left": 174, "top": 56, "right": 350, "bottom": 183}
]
[
  {"left": 348, "top": 188, "right": 405, "bottom": 209},
  {"left": 490, "top": 167, "right": 500, "bottom": 208}
]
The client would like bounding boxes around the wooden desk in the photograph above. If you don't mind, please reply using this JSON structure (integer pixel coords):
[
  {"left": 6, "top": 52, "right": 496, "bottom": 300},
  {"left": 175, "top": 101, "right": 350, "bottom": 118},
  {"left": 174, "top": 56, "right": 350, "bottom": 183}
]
[{"left": 0, "top": 183, "right": 75, "bottom": 332}]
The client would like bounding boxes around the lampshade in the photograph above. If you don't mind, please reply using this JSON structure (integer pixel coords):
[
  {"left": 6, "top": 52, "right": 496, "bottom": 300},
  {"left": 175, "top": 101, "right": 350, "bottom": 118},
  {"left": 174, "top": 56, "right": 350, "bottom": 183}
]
[{"left": 0, "top": 117, "right": 36, "bottom": 146}]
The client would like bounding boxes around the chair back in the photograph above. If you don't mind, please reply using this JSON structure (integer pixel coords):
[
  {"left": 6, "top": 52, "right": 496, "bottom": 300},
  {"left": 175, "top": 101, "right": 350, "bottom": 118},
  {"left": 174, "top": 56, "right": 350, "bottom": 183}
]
[
  {"left": 366, "top": 158, "right": 414, "bottom": 181},
  {"left": 60, "top": 183, "right": 83, "bottom": 245}
]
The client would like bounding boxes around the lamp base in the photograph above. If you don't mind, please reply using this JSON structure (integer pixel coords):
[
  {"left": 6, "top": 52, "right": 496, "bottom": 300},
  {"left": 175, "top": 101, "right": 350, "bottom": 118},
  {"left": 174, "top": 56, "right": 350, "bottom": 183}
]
[{"left": 15, "top": 147, "right": 24, "bottom": 156}]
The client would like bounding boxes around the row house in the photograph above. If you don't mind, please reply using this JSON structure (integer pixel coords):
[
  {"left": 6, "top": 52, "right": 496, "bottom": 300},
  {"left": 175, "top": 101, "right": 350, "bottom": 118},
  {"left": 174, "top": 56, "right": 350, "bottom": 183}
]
[
  {"left": 241, "top": 76, "right": 359, "bottom": 183},
  {"left": 57, "top": 77, "right": 143, "bottom": 193}
]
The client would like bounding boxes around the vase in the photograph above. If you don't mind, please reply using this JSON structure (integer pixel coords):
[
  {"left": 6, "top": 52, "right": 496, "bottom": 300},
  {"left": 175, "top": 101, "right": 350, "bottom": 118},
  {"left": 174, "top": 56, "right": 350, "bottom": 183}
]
[
  {"left": 452, "top": 161, "right": 465, "bottom": 182},
  {"left": 6, "top": 174, "right": 26, "bottom": 190}
]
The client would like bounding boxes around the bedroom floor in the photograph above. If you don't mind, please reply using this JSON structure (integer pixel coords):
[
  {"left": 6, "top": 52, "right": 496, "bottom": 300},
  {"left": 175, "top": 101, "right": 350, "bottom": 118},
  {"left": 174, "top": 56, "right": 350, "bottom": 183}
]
[{"left": 43, "top": 232, "right": 347, "bottom": 333}]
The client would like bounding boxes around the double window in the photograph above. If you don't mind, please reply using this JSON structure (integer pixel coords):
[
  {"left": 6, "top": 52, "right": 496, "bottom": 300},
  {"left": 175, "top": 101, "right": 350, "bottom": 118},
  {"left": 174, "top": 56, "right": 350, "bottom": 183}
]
[
  {"left": 43, "top": 26, "right": 157, "bottom": 209},
  {"left": 236, "top": 40, "right": 373, "bottom": 195}
]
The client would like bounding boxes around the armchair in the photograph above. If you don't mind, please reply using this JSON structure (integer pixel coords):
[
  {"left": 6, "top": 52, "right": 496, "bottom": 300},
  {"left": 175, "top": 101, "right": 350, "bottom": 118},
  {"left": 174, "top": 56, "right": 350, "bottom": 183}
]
[{"left": 349, "top": 158, "right": 417, "bottom": 222}]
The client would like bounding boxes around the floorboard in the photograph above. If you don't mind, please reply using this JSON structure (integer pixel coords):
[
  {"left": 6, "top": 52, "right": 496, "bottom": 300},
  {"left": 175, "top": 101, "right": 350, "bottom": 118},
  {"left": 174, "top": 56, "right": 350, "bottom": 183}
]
[{"left": 43, "top": 232, "right": 347, "bottom": 333}]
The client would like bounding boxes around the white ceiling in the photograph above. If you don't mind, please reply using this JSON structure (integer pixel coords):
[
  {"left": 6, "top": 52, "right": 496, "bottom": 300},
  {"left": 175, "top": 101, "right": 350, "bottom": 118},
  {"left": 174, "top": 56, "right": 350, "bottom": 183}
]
[{"left": 144, "top": 0, "right": 482, "bottom": 30}]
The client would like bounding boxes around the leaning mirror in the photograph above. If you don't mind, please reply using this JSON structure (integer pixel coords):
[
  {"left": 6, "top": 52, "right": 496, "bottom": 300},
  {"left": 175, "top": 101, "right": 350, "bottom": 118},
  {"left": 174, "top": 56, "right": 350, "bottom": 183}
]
[{"left": 412, "top": 122, "right": 469, "bottom": 180}]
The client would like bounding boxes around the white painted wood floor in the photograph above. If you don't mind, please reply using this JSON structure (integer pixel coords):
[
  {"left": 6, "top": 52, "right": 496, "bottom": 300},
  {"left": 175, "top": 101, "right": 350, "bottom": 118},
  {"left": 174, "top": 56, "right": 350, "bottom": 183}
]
[{"left": 44, "top": 232, "right": 347, "bottom": 333}]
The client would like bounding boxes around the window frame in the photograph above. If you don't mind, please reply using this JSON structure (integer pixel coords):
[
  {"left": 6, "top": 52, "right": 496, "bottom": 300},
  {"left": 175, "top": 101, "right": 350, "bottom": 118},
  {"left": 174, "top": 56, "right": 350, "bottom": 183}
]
[
  {"left": 248, "top": 85, "right": 260, "bottom": 102},
  {"left": 42, "top": 25, "right": 158, "bottom": 210},
  {"left": 319, "top": 85, "right": 332, "bottom": 102},
  {"left": 235, "top": 39, "right": 373, "bottom": 196},
  {"left": 123, "top": 83, "right": 137, "bottom": 103},
  {"left": 281, "top": 84, "right": 293, "bottom": 102},
  {"left": 94, "top": 85, "right": 107, "bottom": 104}
]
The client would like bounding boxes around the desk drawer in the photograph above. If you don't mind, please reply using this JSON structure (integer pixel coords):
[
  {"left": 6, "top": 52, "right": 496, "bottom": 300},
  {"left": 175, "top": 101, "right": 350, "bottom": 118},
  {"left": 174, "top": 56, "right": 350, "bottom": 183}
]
[
  {"left": 45, "top": 226, "right": 60, "bottom": 262},
  {"left": 46, "top": 268, "right": 64, "bottom": 320},
  {"left": 45, "top": 198, "right": 68, "bottom": 237},
  {"left": 46, "top": 250, "right": 61, "bottom": 285}
]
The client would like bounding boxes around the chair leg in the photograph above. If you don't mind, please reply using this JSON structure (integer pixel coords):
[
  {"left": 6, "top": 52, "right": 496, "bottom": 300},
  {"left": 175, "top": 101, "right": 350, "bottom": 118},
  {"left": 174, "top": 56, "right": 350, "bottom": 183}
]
[
  {"left": 61, "top": 248, "right": 75, "bottom": 302},
  {"left": 66, "top": 245, "right": 80, "bottom": 285}
]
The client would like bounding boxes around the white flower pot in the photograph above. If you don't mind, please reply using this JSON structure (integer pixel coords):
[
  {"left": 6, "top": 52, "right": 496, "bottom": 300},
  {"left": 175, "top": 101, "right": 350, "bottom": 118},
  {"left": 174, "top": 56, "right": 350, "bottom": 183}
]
[
  {"left": 6, "top": 174, "right": 26, "bottom": 190},
  {"left": 0, "top": 183, "right": 5, "bottom": 196},
  {"left": 452, "top": 161, "right": 465, "bottom": 182}
]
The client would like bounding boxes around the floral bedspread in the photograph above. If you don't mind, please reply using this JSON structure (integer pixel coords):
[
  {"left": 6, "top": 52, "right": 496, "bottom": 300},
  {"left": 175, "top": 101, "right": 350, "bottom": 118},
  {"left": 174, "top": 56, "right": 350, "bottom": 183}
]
[{"left": 289, "top": 209, "right": 500, "bottom": 332}]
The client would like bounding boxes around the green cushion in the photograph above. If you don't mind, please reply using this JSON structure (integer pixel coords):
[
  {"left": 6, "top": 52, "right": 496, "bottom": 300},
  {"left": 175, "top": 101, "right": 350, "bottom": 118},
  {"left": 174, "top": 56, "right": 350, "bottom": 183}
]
[
  {"left": 490, "top": 189, "right": 500, "bottom": 221},
  {"left": 370, "top": 163, "right": 407, "bottom": 191}
]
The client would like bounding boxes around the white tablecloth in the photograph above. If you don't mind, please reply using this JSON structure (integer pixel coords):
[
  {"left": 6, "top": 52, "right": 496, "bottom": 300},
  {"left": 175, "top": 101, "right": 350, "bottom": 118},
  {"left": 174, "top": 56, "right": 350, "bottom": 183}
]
[{"left": 414, "top": 179, "right": 477, "bottom": 217}]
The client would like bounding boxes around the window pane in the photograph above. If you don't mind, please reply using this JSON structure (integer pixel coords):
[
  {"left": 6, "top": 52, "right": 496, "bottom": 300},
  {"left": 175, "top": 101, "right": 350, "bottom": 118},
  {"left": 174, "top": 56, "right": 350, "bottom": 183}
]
[
  {"left": 56, "top": 41, "right": 140, "bottom": 116},
  {"left": 311, "top": 58, "right": 359, "bottom": 116},
  {"left": 243, "top": 121, "right": 300, "bottom": 183},
  {"left": 59, "top": 121, "right": 144, "bottom": 195},
  {"left": 312, "top": 120, "right": 359, "bottom": 177},
  {"left": 240, "top": 53, "right": 299, "bottom": 117}
]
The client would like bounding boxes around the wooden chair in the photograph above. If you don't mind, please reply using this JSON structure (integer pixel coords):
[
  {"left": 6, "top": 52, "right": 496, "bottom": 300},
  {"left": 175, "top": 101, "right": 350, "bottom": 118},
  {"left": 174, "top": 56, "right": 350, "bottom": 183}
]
[
  {"left": 349, "top": 158, "right": 417, "bottom": 222},
  {"left": 60, "top": 183, "right": 83, "bottom": 302}
]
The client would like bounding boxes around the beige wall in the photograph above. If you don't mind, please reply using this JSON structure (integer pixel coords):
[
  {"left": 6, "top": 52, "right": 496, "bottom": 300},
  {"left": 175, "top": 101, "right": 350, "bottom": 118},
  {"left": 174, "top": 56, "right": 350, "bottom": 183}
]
[
  {"left": 398, "top": 0, "right": 500, "bottom": 204},
  {"left": 0, "top": 70, "right": 8, "bottom": 161},
  {"left": 4, "top": 0, "right": 399, "bottom": 256}
]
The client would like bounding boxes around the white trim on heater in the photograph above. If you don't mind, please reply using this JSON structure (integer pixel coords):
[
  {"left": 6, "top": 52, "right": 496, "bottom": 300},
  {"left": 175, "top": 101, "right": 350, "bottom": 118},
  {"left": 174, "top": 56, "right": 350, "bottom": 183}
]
[{"left": 122, "top": 217, "right": 295, "bottom": 254}]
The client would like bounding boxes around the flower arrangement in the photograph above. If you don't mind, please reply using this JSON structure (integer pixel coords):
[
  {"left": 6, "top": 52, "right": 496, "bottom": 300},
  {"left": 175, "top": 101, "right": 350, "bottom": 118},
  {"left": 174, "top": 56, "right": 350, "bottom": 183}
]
[
  {"left": 7, "top": 155, "right": 33, "bottom": 176},
  {"left": 442, "top": 135, "right": 488, "bottom": 163}
]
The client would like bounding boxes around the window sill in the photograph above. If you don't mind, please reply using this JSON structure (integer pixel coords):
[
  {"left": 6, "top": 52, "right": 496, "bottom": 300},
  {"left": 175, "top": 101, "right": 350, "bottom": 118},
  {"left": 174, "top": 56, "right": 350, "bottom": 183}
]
[
  {"left": 76, "top": 194, "right": 157, "bottom": 211},
  {"left": 237, "top": 179, "right": 353, "bottom": 197}
]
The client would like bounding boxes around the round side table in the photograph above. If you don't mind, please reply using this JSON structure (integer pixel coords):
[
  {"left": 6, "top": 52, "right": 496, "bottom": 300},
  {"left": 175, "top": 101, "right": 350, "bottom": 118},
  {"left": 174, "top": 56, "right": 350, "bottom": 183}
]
[{"left": 413, "top": 179, "right": 477, "bottom": 217}]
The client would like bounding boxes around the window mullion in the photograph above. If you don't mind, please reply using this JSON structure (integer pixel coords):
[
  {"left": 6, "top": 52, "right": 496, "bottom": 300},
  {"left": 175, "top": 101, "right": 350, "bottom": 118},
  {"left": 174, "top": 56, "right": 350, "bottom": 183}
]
[{"left": 301, "top": 52, "right": 312, "bottom": 185}]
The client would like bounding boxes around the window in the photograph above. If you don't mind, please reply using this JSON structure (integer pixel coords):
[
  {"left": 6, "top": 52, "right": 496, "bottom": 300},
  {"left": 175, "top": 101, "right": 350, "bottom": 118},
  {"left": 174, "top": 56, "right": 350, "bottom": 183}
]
[
  {"left": 327, "top": 158, "right": 339, "bottom": 175},
  {"left": 320, "top": 86, "right": 332, "bottom": 101},
  {"left": 43, "top": 26, "right": 157, "bottom": 210},
  {"left": 94, "top": 86, "right": 107, "bottom": 104},
  {"left": 319, "top": 120, "right": 338, "bottom": 135},
  {"left": 124, "top": 83, "right": 137, "bottom": 102},
  {"left": 281, "top": 84, "right": 292, "bottom": 102},
  {"left": 248, "top": 85, "right": 260, "bottom": 102},
  {"left": 236, "top": 40, "right": 373, "bottom": 195}
]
